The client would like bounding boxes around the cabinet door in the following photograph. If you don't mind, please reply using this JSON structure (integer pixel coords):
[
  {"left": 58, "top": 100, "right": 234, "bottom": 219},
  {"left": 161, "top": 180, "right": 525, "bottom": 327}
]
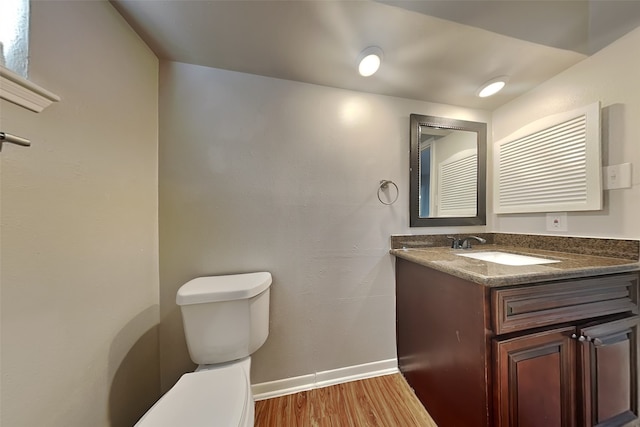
[
  {"left": 579, "top": 316, "right": 640, "bottom": 427},
  {"left": 494, "top": 326, "right": 577, "bottom": 427}
]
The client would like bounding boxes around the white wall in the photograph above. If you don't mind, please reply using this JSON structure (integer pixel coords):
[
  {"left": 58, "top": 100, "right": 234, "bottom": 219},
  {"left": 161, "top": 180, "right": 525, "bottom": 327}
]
[
  {"left": 491, "top": 26, "right": 640, "bottom": 239},
  {"left": 158, "top": 61, "right": 490, "bottom": 388},
  {"left": 0, "top": 2, "right": 159, "bottom": 426}
]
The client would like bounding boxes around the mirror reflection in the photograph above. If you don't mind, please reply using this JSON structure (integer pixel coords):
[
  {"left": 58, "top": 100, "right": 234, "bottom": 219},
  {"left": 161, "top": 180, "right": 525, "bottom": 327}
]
[
  {"left": 419, "top": 127, "right": 477, "bottom": 217},
  {"left": 410, "top": 114, "right": 487, "bottom": 227}
]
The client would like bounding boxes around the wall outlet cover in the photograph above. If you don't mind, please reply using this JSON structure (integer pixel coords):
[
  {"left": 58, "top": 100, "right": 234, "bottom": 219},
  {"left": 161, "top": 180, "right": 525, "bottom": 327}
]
[{"left": 546, "top": 212, "right": 568, "bottom": 232}]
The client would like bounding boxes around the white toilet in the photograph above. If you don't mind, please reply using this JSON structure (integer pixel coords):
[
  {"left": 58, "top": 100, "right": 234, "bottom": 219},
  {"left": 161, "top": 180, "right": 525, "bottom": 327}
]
[{"left": 135, "top": 272, "right": 272, "bottom": 427}]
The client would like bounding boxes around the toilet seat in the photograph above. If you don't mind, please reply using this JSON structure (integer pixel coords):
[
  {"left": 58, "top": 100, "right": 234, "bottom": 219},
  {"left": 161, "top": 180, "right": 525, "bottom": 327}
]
[{"left": 135, "top": 362, "right": 252, "bottom": 427}]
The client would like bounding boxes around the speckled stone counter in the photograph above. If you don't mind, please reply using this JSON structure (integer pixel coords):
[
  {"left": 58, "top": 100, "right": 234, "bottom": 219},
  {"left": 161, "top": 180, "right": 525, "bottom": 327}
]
[{"left": 390, "top": 234, "right": 640, "bottom": 287}]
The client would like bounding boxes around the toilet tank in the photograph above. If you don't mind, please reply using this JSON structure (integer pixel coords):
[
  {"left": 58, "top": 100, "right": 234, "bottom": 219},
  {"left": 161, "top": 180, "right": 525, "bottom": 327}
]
[{"left": 176, "top": 272, "right": 272, "bottom": 365}]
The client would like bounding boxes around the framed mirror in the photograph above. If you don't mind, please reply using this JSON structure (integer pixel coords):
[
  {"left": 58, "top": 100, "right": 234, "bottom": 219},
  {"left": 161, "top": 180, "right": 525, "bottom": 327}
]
[{"left": 410, "top": 114, "right": 487, "bottom": 227}]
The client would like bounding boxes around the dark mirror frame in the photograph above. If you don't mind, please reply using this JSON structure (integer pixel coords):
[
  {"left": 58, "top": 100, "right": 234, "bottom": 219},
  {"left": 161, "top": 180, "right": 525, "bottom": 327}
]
[{"left": 410, "top": 114, "right": 487, "bottom": 227}]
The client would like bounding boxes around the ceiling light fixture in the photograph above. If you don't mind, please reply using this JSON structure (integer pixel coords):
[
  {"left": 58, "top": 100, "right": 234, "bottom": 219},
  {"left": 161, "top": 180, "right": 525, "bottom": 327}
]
[
  {"left": 477, "top": 76, "right": 508, "bottom": 98},
  {"left": 357, "top": 46, "right": 383, "bottom": 77}
]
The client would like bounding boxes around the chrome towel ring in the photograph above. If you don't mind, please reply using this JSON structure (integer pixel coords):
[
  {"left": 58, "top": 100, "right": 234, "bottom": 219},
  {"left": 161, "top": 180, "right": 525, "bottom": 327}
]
[{"left": 377, "top": 180, "right": 399, "bottom": 205}]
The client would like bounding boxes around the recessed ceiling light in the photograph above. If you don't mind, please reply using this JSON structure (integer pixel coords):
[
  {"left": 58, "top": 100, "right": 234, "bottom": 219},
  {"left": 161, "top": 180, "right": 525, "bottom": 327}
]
[
  {"left": 477, "top": 76, "right": 508, "bottom": 98},
  {"left": 358, "top": 46, "right": 383, "bottom": 77}
]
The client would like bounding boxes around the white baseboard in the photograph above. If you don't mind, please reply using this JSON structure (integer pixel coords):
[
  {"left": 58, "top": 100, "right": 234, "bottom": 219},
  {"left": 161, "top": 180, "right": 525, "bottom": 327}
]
[{"left": 251, "top": 358, "right": 398, "bottom": 401}]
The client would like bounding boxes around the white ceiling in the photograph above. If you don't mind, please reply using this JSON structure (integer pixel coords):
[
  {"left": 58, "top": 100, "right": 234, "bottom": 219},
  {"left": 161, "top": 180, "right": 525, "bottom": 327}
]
[{"left": 111, "top": 0, "right": 640, "bottom": 110}]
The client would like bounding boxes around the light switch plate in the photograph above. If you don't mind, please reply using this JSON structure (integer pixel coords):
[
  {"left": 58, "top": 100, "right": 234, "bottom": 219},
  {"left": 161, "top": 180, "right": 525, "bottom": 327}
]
[
  {"left": 546, "top": 212, "right": 568, "bottom": 232},
  {"left": 603, "top": 163, "right": 632, "bottom": 190}
]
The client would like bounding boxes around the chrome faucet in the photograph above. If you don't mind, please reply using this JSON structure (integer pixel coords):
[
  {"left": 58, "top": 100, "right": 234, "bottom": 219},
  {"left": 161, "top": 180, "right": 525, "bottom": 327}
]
[
  {"left": 461, "top": 235, "right": 486, "bottom": 249},
  {"left": 447, "top": 235, "right": 486, "bottom": 249},
  {"left": 447, "top": 236, "right": 463, "bottom": 249}
]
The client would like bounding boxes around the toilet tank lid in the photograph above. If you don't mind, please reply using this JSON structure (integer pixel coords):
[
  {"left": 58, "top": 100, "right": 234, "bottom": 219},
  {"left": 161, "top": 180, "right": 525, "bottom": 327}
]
[{"left": 177, "top": 272, "right": 272, "bottom": 305}]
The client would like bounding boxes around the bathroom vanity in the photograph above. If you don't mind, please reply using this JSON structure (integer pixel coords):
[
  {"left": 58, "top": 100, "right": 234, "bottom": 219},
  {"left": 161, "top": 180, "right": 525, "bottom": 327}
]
[{"left": 392, "top": 235, "right": 640, "bottom": 427}]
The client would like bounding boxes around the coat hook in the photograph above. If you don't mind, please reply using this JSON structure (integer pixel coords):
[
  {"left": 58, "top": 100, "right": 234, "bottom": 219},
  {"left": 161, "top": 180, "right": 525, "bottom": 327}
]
[{"left": 0, "top": 132, "right": 31, "bottom": 152}]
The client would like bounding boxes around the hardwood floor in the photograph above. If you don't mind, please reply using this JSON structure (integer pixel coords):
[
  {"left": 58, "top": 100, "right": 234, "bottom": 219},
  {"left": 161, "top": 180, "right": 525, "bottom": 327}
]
[{"left": 254, "top": 373, "right": 437, "bottom": 426}]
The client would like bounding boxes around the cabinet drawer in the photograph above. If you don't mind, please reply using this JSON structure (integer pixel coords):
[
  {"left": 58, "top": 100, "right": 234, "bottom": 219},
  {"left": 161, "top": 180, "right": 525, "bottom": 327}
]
[{"left": 492, "top": 273, "right": 639, "bottom": 335}]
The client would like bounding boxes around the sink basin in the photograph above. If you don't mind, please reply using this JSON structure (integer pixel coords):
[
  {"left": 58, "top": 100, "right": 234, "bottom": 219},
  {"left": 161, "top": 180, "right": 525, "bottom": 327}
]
[{"left": 455, "top": 251, "right": 560, "bottom": 266}]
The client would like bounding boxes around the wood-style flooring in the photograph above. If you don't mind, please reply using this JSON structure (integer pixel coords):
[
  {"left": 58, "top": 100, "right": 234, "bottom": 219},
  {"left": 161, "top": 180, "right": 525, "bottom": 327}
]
[{"left": 254, "top": 373, "right": 437, "bottom": 426}]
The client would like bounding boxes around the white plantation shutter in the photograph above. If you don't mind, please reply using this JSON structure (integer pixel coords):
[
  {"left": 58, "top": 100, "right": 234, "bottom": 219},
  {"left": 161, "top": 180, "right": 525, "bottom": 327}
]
[
  {"left": 437, "top": 152, "right": 477, "bottom": 216},
  {"left": 495, "top": 102, "right": 602, "bottom": 213}
]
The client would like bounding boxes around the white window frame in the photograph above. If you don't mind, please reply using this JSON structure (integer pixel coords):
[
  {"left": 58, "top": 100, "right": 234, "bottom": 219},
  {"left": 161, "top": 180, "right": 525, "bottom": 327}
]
[
  {"left": 0, "top": 0, "right": 60, "bottom": 112},
  {"left": 1, "top": 65, "right": 60, "bottom": 112}
]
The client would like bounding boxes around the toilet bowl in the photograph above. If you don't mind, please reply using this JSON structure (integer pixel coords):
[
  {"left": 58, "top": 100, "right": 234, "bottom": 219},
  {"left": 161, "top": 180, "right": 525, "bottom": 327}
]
[
  {"left": 135, "top": 358, "right": 253, "bottom": 427},
  {"left": 135, "top": 272, "right": 272, "bottom": 427}
]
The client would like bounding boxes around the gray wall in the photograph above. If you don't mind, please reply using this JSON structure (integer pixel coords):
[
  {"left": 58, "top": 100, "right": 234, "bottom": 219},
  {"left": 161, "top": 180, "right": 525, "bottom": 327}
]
[
  {"left": 158, "top": 61, "right": 490, "bottom": 389},
  {"left": 1, "top": 2, "right": 159, "bottom": 426},
  {"left": 492, "top": 26, "right": 640, "bottom": 239},
  {"left": 4, "top": 4, "right": 638, "bottom": 425}
]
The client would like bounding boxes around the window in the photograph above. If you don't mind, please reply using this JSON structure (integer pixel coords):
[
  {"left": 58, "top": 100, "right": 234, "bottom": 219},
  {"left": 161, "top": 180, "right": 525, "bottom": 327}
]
[
  {"left": 0, "top": 0, "right": 29, "bottom": 77},
  {"left": 0, "top": 0, "right": 59, "bottom": 113}
]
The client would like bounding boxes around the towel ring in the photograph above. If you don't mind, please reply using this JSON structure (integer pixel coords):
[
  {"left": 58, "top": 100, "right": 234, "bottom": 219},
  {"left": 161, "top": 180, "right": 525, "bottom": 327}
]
[{"left": 377, "top": 180, "right": 399, "bottom": 205}]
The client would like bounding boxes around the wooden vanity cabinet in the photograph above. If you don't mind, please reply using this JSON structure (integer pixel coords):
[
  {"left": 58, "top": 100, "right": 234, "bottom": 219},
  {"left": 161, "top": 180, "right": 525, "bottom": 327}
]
[
  {"left": 492, "top": 275, "right": 640, "bottom": 427},
  {"left": 396, "top": 258, "right": 493, "bottom": 426},
  {"left": 493, "top": 326, "right": 577, "bottom": 427},
  {"left": 579, "top": 316, "right": 639, "bottom": 426},
  {"left": 395, "top": 257, "right": 640, "bottom": 427},
  {"left": 493, "top": 316, "right": 640, "bottom": 427}
]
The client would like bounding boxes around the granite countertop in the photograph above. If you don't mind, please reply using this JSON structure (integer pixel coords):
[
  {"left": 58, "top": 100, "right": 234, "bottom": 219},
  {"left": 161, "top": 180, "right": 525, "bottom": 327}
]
[{"left": 391, "top": 244, "right": 640, "bottom": 287}]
